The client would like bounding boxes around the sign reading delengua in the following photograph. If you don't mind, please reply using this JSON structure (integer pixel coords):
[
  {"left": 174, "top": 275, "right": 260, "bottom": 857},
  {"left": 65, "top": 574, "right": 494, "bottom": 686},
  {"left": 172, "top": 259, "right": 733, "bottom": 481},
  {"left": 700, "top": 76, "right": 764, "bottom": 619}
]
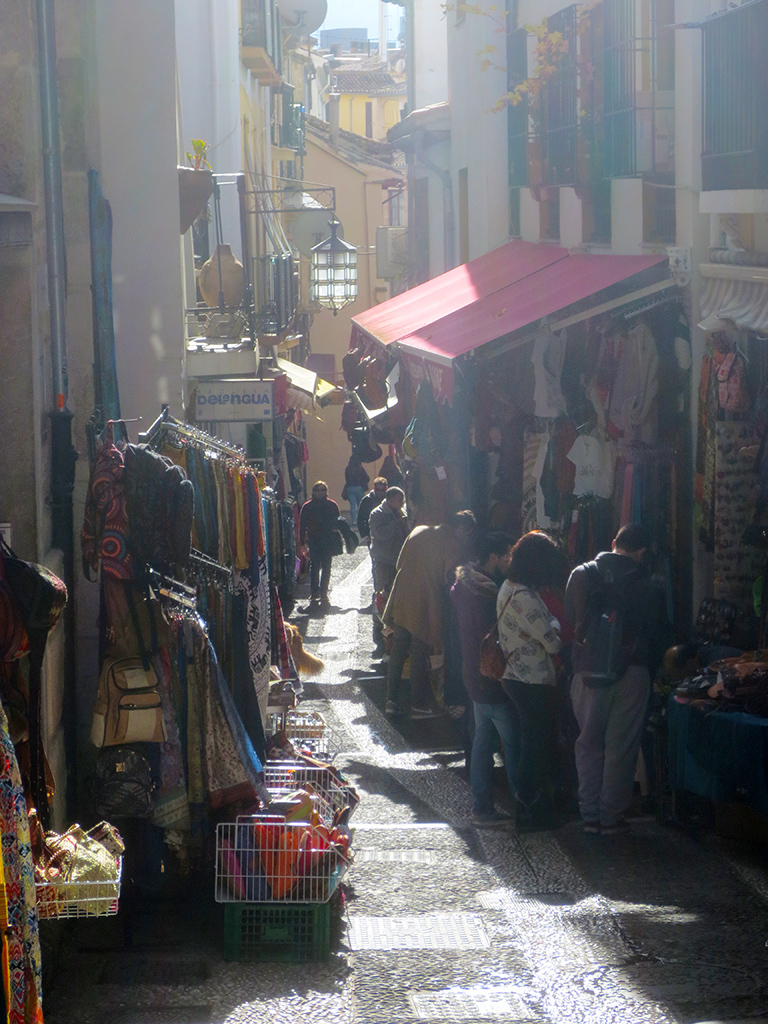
[{"left": 195, "top": 378, "right": 276, "bottom": 421}]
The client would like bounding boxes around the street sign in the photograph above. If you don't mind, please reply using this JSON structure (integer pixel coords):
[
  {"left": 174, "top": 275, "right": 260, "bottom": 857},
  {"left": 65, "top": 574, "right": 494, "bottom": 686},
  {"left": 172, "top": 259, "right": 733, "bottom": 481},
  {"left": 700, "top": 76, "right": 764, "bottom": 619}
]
[{"left": 195, "top": 378, "right": 284, "bottom": 421}]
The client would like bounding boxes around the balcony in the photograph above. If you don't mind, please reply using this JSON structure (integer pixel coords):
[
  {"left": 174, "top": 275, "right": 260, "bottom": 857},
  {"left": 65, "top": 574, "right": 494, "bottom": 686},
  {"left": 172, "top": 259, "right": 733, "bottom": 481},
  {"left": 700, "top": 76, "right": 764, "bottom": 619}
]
[
  {"left": 507, "top": 6, "right": 604, "bottom": 191},
  {"left": 281, "top": 103, "right": 305, "bottom": 153},
  {"left": 701, "top": 0, "right": 768, "bottom": 192},
  {"left": 241, "top": 0, "right": 282, "bottom": 85}
]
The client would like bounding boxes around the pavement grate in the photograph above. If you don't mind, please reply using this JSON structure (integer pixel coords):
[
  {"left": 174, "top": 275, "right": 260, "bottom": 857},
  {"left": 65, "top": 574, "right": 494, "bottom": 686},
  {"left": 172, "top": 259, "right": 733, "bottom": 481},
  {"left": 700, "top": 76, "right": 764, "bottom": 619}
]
[
  {"left": 408, "top": 987, "right": 532, "bottom": 1020},
  {"left": 102, "top": 1007, "right": 212, "bottom": 1024},
  {"left": 354, "top": 849, "right": 438, "bottom": 864},
  {"left": 98, "top": 959, "right": 211, "bottom": 987},
  {"left": 347, "top": 913, "right": 490, "bottom": 951},
  {"left": 478, "top": 891, "right": 577, "bottom": 912}
]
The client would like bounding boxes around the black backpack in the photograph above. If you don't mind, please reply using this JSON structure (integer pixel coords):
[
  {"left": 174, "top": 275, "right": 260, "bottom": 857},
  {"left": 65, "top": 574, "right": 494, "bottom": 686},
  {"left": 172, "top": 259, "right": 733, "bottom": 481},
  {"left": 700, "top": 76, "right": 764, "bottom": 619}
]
[
  {"left": 90, "top": 745, "right": 155, "bottom": 819},
  {"left": 573, "top": 562, "right": 641, "bottom": 688}
]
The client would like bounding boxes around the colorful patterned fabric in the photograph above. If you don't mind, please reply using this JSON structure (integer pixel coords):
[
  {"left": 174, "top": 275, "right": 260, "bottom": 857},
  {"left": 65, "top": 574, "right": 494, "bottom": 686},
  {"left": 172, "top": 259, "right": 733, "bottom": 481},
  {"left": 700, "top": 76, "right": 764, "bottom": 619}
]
[
  {"left": 81, "top": 426, "right": 134, "bottom": 581},
  {"left": 0, "top": 703, "right": 43, "bottom": 1024},
  {"left": 233, "top": 470, "right": 248, "bottom": 571},
  {"left": 714, "top": 421, "right": 762, "bottom": 605},
  {"left": 192, "top": 626, "right": 266, "bottom": 809}
]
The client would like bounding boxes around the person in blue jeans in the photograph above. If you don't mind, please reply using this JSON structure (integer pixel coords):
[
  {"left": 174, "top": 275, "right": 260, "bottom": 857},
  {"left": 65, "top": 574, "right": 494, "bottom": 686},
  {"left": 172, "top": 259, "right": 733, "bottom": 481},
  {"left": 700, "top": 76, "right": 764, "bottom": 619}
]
[{"left": 450, "top": 532, "right": 517, "bottom": 827}]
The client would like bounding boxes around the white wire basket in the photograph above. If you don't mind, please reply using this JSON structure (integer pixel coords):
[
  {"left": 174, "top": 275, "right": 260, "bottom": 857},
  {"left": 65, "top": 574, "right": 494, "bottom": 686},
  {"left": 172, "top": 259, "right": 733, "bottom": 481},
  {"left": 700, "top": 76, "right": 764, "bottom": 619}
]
[
  {"left": 215, "top": 818, "right": 350, "bottom": 904},
  {"left": 268, "top": 710, "right": 337, "bottom": 760},
  {"left": 264, "top": 761, "right": 357, "bottom": 828},
  {"left": 35, "top": 856, "right": 122, "bottom": 919}
]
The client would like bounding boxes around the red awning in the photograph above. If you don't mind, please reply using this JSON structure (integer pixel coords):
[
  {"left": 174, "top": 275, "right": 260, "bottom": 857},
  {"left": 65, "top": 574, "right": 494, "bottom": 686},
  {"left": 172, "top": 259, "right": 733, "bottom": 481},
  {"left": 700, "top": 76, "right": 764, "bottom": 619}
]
[{"left": 351, "top": 239, "right": 669, "bottom": 400}]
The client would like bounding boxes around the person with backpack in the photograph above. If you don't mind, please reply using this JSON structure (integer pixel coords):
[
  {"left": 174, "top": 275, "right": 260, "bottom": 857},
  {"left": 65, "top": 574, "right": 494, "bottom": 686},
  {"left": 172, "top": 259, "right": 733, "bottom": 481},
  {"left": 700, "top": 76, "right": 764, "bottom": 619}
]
[{"left": 565, "top": 523, "right": 670, "bottom": 836}]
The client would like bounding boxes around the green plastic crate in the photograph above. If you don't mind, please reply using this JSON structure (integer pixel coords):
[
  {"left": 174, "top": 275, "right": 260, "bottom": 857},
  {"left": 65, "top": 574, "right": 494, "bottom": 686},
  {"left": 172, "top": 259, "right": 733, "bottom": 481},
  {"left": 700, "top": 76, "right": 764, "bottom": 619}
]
[{"left": 224, "top": 901, "right": 331, "bottom": 962}]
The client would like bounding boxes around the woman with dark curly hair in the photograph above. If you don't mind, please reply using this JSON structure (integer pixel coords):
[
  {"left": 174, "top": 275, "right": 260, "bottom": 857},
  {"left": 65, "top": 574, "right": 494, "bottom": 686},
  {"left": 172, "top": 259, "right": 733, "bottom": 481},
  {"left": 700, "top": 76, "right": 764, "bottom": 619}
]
[{"left": 497, "top": 531, "right": 563, "bottom": 826}]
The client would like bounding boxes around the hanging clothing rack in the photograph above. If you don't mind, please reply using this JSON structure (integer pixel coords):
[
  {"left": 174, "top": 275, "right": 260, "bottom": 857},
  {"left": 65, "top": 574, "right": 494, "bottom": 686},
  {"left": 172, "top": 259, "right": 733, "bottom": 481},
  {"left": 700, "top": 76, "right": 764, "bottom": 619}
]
[
  {"left": 623, "top": 293, "right": 679, "bottom": 320},
  {"left": 186, "top": 548, "right": 235, "bottom": 591},
  {"left": 139, "top": 409, "right": 247, "bottom": 461},
  {"left": 145, "top": 566, "right": 198, "bottom": 611}
]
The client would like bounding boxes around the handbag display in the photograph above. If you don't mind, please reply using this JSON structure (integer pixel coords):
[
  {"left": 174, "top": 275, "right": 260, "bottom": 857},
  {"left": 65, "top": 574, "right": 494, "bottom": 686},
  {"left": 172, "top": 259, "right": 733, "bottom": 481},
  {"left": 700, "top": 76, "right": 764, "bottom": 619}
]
[
  {"left": 479, "top": 591, "right": 515, "bottom": 682},
  {"left": 91, "top": 655, "right": 166, "bottom": 747}
]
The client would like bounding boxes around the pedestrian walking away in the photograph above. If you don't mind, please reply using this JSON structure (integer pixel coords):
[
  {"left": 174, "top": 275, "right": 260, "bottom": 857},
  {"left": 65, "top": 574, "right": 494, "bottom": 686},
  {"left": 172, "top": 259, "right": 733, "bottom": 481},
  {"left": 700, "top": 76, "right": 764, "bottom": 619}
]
[
  {"left": 383, "top": 510, "right": 476, "bottom": 719},
  {"left": 299, "top": 481, "right": 341, "bottom": 614},
  {"left": 565, "top": 523, "right": 670, "bottom": 835},
  {"left": 343, "top": 454, "right": 370, "bottom": 526},
  {"left": 368, "top": 486, "right": 409, "bottom": 658},
  {"left": 357, "top": 477, "right": 389, "bottom": 595}
]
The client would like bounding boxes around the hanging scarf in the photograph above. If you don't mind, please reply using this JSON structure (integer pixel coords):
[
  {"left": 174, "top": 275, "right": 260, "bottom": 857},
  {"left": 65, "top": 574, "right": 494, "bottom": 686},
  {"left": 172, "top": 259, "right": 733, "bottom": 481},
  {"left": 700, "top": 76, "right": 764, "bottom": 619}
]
[
  {"left": 234, "top": 563, "right": 271, "bottom": 729},
  {"left": 0, "top": 704, "right": 43, "bottom": 1024}
]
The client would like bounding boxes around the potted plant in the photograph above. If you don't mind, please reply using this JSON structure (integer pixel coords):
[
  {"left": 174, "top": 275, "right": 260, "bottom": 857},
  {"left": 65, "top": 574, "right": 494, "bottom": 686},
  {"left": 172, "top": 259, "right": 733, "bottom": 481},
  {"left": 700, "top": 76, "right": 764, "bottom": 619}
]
[{"left": 178, "top": 139, "right": 213, "bottom": 234}]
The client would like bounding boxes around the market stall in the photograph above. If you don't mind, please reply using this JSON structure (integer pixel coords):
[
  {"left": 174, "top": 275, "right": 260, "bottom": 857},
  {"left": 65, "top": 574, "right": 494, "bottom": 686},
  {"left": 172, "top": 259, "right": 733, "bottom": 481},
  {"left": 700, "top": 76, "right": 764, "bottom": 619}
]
[
  {"left": 346, "top": 240, "right": 689, "bottom": 622},
  {"left": 78, "top": 413, "right": 356, "bottom": 959}
]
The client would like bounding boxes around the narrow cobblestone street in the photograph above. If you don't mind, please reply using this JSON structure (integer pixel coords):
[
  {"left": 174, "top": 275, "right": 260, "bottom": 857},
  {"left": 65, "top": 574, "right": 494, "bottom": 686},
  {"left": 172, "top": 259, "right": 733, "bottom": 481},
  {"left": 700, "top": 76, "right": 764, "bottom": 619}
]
[{"left": 45, "top": 549, "right": 768, "bottom": 1024}]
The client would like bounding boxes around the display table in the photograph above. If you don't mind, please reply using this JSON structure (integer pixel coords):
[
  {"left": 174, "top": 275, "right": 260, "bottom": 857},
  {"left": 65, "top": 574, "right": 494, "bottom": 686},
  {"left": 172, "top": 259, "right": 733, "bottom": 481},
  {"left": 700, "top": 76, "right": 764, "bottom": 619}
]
[{"left": 667, "top": 696, "right": 768, "bottom": 816}]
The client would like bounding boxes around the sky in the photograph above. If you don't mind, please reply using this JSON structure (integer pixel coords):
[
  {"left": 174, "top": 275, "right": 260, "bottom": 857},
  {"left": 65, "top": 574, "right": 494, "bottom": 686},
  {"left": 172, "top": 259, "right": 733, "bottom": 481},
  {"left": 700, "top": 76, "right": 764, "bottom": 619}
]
[{"left": 319, "top": 0, "right": 399, "bottom": 40}]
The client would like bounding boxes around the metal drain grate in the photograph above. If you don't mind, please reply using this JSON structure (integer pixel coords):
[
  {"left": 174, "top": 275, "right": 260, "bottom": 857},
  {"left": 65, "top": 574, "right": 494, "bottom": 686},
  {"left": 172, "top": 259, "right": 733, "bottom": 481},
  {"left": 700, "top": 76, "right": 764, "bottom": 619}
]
[
  {"left": 409, "top": 987, "right": 530, "bottom": 1020},
  {"left": 348, "top": 913, "right": 490, "bottom": 951},
  {"left": 478, "top": 891, "right": 576, "bottom": 912},
  {"left": 354, "top": 849, "right": 438, "bottom": 864},
  {"left": 98, "top": 958, "right": 211, "bottom": 986},
  {"left": 103, "top": 1006, "right": 212, "bottom": 1024}
]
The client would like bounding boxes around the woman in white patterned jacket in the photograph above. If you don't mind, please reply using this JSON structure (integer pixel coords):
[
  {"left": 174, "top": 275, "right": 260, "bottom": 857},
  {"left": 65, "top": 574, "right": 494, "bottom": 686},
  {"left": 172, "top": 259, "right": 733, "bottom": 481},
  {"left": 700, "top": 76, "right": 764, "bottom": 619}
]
[{"left": 497, "top": 531, "right": 563, "bottom": 827}]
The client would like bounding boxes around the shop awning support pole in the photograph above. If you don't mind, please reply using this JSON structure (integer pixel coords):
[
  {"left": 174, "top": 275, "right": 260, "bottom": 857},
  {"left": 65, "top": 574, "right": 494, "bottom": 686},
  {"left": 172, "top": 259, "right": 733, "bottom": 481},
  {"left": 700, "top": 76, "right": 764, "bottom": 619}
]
[{"left": 37, "top": 0, "right": 79, "bottom": 819}]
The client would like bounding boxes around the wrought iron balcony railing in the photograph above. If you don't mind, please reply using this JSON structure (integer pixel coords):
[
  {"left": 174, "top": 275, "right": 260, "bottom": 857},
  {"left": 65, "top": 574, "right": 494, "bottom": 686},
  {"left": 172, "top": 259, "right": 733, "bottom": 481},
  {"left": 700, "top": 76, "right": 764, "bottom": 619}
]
[
  {"left": 702, "top": 0, "right": 768, "bottom": 191},
  {"left": 603, "top": 0, "right": 674, "bottom": 180}
]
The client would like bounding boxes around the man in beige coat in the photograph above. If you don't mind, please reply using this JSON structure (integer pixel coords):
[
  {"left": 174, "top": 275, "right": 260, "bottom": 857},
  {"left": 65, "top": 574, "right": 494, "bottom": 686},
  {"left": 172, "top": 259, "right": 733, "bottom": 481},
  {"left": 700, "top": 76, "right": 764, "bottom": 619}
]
[{"left": 384, "top": 511, "right": 475, "bottom": 719}]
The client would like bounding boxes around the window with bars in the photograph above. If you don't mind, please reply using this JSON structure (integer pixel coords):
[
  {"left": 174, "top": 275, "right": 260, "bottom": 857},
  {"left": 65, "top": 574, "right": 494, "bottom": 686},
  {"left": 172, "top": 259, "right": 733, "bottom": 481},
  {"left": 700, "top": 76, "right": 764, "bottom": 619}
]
[
  {"left": 578, "top": 2, "right": 605, "bottom": 183},
  {"left": 507, "top": 26, "right": 529, "bottom": 188},
  {"left": 603, "top": 0, "right": 674, "bottom": 180},
  {"left": 544, "top": 6, "right": 578, "bottom": 187},
  {"left": 702, "top": 0, "right": 768, "bottom": 191}
]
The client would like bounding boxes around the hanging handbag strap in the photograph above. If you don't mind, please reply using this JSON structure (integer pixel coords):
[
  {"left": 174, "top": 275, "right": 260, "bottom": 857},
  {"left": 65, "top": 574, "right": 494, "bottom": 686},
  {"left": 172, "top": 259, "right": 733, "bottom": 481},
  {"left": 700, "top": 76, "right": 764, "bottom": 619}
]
[{"left": 494, "top": 588, "right": 516, "bottom": 635}]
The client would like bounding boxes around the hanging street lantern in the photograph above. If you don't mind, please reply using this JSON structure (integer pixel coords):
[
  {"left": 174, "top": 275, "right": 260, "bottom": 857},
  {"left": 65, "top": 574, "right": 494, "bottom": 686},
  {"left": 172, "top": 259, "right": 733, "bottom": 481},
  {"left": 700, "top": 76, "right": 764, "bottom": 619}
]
[{"left": 310, "top": 218, "right": 358, "bottom": 315}]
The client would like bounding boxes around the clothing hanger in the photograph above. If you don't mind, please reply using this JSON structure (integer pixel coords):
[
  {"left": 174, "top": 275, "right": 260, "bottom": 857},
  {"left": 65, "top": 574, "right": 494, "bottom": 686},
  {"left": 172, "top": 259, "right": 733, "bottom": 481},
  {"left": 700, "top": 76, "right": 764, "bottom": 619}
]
[
  {"left": 145, "top": 566, "right": 198, "bottom": 611},
  {"left": 185, "top": 548, "right": 234, "bottom": 592}
]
